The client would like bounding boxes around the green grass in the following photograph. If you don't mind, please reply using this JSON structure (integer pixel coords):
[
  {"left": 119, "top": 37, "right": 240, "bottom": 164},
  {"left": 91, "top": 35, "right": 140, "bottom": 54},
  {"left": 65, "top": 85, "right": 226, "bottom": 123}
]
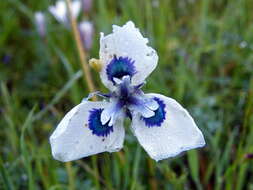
[{"left": 1, "top": 0, "right": 253, "bottom": 189}]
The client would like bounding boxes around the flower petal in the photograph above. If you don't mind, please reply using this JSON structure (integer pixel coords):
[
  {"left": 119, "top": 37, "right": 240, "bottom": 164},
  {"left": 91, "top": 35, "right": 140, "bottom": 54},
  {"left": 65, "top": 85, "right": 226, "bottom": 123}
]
[
  {"left": 34, "top": 12, "right": 46, "bottom": 37},
  {"left": 78, "top": 21, "right": 94, "bottom": 50},
  {"left": 71, "top": 0, "right": 81, "bottom": 19},
  {"left": 49, "top": 1, "right": 67, "bottom": 24},
  {"left": 49, "top": 0, "right": 81, "bottom": 25},
  {"left": 50, "top": 101, "right": 125, "bottom": 162},
  {"left": 100, "top": 98, "right": 123, "bottom": 126},
  {"left": 129, "top": 102, "right": 155, "bottom": 118},
  {"left": 131, "top": 93, "right": 205, "bottom": 161},
  {"left": 99, "top": 21, "right": 158, "bottom": 90},
  {"left": 128, "top": 94, "right": 158, "bottom": 118}
]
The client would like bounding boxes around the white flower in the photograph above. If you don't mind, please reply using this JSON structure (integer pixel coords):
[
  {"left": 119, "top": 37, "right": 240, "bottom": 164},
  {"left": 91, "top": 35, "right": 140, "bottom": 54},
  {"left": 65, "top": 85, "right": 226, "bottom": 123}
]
[
  {"left": 34, "top": 12, "right": 46, "bottom": 37},
  {"left": 50, "top": 21, "right": 205, "bottom": 162},
  {"left": 48, "top": 0, "right": 81, "bottom": 26}
]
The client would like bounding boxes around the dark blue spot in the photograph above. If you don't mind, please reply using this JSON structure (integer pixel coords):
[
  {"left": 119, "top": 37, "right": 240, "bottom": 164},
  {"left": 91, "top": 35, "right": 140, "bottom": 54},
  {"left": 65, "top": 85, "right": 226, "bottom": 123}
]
[
  {"left": 119, "top": 81, "right": 129, "bottom": 98},
  {"left": 106, "top": 56, "right": 136, "bottom": 84},
  {"left": 142, "top": 98, "right": 166, "bottom": 127},
  {"left": 88, "top": 108, "right": 113, "bottom": 137},
  {"left": 126, "top": 109, "right": 132, "bottom": 120}
]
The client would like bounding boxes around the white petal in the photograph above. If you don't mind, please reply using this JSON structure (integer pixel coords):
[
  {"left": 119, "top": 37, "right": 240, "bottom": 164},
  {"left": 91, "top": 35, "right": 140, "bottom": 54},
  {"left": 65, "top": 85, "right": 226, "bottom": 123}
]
[
  {"left": 50, "top": 101, "right": 125, "bottom": 162},
  {"left": 34, "top": 12, "right": 46, "bottom": 37},
  {"left": 129, "top": 103, "right": 155, "bottom": 118},
  {"left": 49, "top": 1, "right": 67, "bottom": 24},
  {"left": 100, "top": 99, "right": 121, "bottom": 126},
  {"left": 49, "top": 0, "right": 81, "bottom": 25},
  {"left": 131, "top": 93, "right": 205, "bottom": 161},
  {"left": 100, "top": 108, "right": 111, "bottom": 125},
  {"left": 71, "top": 0, "right": 81, "bottom": 19},
  {"left": 128, "top": 94, "right": 158, "bottom": 118},
  {"left": 142, "top": 97, "right": 159, "bottom": 111},
  {"left": 112, "top": 77, "right": 122, "bottom": 85},
  {"left": 99, "top": 21, "right": 158, "bottom": 90}
]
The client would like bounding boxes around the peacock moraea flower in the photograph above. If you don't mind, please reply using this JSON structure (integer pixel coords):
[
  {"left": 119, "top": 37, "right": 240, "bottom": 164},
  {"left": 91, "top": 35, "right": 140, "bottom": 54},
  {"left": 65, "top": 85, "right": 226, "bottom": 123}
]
[{"left": 49, "top": 21, "right": 205, "bottom": 162}]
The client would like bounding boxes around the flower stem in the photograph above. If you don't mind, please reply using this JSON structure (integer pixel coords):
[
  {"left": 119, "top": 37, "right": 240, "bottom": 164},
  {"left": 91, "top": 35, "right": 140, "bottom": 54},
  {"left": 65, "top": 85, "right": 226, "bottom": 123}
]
[
  {"left": 147, "top": 159, "right": 158, "bottom": 190},
  {"left": 65, "top": 0, "right": 96, "bottom": 98},
  {"left": 65, "top": 162, "right": 75, "bottom": 190}
]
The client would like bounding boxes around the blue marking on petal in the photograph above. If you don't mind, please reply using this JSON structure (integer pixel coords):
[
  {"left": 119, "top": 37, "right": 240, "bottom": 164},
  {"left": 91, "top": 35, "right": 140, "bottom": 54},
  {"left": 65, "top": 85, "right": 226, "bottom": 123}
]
[
  {"left": 142, "top": 97, "right": 166, "bottom": 127},
  {"left": 88, "top": 108, "right": 113, "bottom": 137},
  {"left": 119, "top": 80, "right": 129, "bottom": 98},
  {"left": 106, "top": 56, "right": 136, "bottom": 84},
  {"left": 126, "top": 109, "right": 132, "bottom": 120}
]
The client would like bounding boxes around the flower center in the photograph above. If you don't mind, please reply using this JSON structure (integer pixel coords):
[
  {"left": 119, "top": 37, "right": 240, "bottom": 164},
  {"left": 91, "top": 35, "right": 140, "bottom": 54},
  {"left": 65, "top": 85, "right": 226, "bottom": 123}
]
[
  {"left": 111, "top": 76, "right": 158, "bottom": 119},
  {"left": 114, "top": 76, "right": 141, "bottom": 108},
  {"left": 106, "top": 56, "right": 136, "bottom": 85},
  {"left": 87, "top": 76, "right": 160, "bottom": 137},
  {"left": 118, "top": 83, "right": 136, "bottom": 106}
]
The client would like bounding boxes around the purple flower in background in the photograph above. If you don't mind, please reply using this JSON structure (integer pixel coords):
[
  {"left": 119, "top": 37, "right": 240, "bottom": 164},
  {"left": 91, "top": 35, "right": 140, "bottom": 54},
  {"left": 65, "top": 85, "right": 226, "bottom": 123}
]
[
  {"left": 78, "top": 21, "right": 94, "bottom": 50},
  {"left": 82, "top": 0, "right": 92, "bottom": 13},
  {"left": 245, "top": 153, "right": 253, "bottom": 159},
  {"left": 50, "top": 21, "right": 205, "bottom": 162},
  {"left": 35, "top": 12, "right": 46, "bottom": 38},
  {"left": 2, "top": 55, "right": 11, "bottom": 64}
]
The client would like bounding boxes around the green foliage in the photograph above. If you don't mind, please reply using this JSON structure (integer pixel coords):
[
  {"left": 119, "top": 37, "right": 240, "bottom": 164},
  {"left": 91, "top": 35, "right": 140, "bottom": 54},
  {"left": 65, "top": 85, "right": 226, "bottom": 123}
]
[{"left": 1, "top": 0, "right": 253, "bottom": 189}]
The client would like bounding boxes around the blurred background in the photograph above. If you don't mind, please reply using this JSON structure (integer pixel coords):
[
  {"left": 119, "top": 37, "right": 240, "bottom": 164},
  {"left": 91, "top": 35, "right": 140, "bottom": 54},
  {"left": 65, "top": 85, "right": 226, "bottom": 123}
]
[{"left": 1, "top": 0, "right": 253, "bottom": 189}]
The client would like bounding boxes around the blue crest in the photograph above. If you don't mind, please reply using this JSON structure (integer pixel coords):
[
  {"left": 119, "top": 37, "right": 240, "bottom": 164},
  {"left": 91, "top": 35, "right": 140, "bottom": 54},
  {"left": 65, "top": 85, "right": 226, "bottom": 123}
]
[
  {"left": 106, "top": 56, "right": 136, "bottom": 84},
  {"left": 88, "top": 108, "right": 113, "bottom": 137},
  {"left": 142, "top": 97, "right": 166, "bottom": 127}
]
